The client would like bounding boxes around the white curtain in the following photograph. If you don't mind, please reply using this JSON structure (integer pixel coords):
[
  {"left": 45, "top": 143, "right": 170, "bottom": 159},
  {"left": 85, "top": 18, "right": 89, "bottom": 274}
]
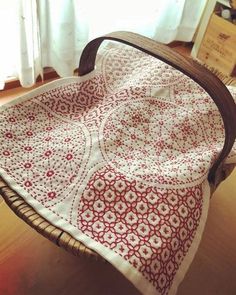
[
  {"left": 38, "top": 0, "right": 89, "bottom": 78},
  {"left": 0, "top": 0, "right": 41, "bottom": 88},
  {"left": 85, "top": 0, "right": 207, "bottom": 43},
  {"left": 0, "top": 0, "right": 206, "bottom": 89}
]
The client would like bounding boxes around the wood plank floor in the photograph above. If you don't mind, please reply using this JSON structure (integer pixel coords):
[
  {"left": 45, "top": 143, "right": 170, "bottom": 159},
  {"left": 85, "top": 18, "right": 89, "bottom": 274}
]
[{"left": 0, "top": 47, "right": 236, "bottom": 295}]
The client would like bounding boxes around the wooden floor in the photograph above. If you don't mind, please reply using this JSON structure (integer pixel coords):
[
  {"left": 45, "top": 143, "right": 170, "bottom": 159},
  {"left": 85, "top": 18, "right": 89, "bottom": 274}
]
[{"left": 1, "top": 47, "right": 236, "bottom": 295}]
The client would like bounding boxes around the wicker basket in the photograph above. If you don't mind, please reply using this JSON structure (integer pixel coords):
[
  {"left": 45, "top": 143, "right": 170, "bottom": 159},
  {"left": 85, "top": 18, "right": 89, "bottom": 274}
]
[{"left": 1, "top": 31, "right": 236, "bottom": 261}]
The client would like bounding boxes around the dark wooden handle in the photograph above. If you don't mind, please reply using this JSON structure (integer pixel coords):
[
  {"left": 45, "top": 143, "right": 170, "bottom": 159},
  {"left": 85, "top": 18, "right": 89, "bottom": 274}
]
[{"left": 78, "top": 31, "right": 236, "bottom": 185}]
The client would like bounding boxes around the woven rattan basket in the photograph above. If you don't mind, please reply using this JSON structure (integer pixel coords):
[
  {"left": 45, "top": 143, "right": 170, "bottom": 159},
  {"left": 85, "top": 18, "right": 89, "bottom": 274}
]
[{"left": 1, "top": 31, "right": 236, "bottom": 262}]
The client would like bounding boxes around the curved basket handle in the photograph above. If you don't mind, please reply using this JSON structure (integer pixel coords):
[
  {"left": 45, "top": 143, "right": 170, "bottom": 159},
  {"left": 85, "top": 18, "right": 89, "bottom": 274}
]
[{"left": 78, "top": 31, "right": 236, "bottom": 185}]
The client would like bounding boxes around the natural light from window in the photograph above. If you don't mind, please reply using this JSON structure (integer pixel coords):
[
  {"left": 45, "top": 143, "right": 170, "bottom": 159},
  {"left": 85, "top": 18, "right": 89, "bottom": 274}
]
[{"left": 0, "top": 1, "right": 19, "bottom": 86}]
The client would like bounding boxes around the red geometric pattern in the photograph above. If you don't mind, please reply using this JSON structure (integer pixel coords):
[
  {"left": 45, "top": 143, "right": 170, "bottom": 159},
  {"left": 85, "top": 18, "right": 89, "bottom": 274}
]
[
  {"left": 0, "top": 100, "right": 88, "bottom": 216},
  {"left": 79, "top": 165, "right": 203, "bottom": 293},
  {"left": 0, "top": 45, "right": 235, "bottom": 295},
  {"left": 35, "top": 75, "right": 106, "bottom": 130}
]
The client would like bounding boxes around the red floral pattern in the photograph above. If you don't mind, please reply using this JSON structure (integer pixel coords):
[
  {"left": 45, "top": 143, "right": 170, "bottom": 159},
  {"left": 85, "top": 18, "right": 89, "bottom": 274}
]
[{"left": 0, "top": 44, "right": 236, "bottom": 295}]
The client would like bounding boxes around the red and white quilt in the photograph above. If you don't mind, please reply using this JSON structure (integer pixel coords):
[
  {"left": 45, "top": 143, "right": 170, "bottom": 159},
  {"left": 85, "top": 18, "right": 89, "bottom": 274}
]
[{"left": 1, "top": 44, "right": 236, "bottom": 295}]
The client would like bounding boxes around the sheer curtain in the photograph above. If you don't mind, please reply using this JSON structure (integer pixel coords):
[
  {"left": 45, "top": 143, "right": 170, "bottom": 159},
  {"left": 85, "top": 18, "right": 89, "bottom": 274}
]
[
  {"left": 0, "top": 0, "right": 206, "bottom": 89},
  {"left": 85, "top": 0, "right": 206, "bottom": 43},
  {"left": 0, "top": 0, "right": 41, "bottom": 88}
]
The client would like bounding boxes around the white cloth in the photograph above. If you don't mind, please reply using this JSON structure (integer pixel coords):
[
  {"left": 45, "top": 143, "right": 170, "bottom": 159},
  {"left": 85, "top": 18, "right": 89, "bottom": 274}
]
[{"left": 0, "top": 43, "right": 235, "bottom": 295}]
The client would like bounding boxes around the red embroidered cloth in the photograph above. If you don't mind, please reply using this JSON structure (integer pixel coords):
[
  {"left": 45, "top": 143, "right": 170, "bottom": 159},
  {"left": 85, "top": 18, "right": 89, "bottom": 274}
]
[{"left": 1, "top": 45, "right": 236, "bottom": 295}]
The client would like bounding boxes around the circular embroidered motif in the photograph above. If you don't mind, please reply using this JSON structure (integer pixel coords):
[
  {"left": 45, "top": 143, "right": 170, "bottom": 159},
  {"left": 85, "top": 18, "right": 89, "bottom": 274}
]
[
  {"left": 101, "top": 46, "right": 185, "bottom": 92},
  {"left": 99, "top": 97, "right": 213, "bottom": 187}
]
